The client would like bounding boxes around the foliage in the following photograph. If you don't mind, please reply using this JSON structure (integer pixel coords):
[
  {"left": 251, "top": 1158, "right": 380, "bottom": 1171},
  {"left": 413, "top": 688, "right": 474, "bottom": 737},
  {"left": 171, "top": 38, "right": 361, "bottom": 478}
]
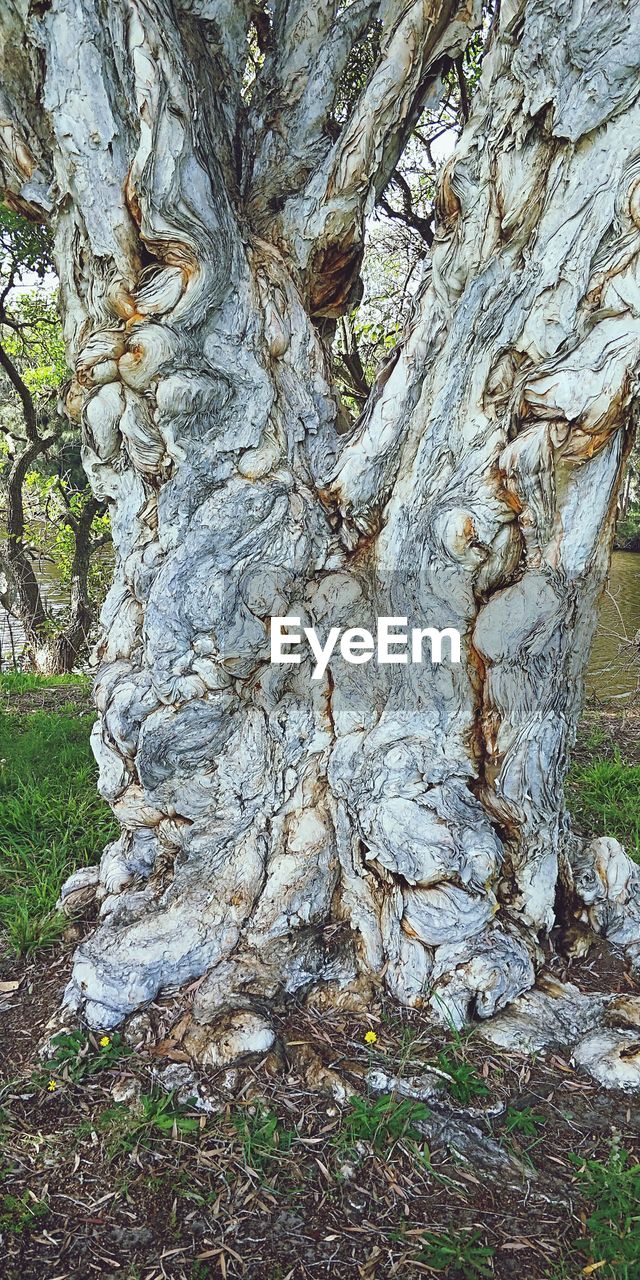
[
  {"left": 0, "top": 203, "right": 53, "bottom": 283},
  {"left": 391, "top": 1224, "right": 495, "bottom": 1277},
  {"left": 571, "top": 1145, "right": 640, "bottom": 1279},
  {"left": 0, "top": 205, "right": 111, "bottom": 666},
  {"left": 41, "top": 1029, "right": 131, "bottom": 1084},
  {"left": 414, "top": 1229, "right": 495, "bottom": 1277},
  {"left": 22, "top": 471, "right": 112, "bottom": 606},
  {"left": 232, "top": 1103, "right": 296, "bottom": 1172},
  {"left": 333, "top": 20, "right": 382, "bottom": 124},
  {"left": 0, "top": 1189, "right": 49, "bottom": 1236},
  {"left": 0, "top": 290, "right": 67, "bottom": 400},
  {"left": 0, "top": 699, "right": 116, "bottom": 956},
  {"left": 435, "top": 1049, "right": 490, "bottom": 1106},
  {"left": 504, "top": 1107, "right": 546, "bottom": 1137},
  {"left": 335, "top": 1092, "right": 431, "bottom": 1156},
  {"left": 96, "top": 1091, "right": 201, "bottom": 1155},
  {"left": 616, "top": 503, "right": 640, "bottom": 549}
]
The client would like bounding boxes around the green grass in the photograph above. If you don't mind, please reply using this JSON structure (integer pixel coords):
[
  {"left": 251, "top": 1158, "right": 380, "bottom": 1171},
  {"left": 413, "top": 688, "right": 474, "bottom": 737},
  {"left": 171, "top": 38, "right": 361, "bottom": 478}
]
[
  {"left": 568, "top": 753, "right": 640, "bottom": 863},
  {"left": 0, "top": 672, "right": 90, "bottom": 695},
  {"left": 434, "top": 1049, "right": 490, "bottom": 1106},
  {"left": 232, "top": 1102, "right": 296, "bottom": 1173},
  {"left": 504, "top": 1107, "right": 546, "bottom": 1138},
  {"left": 391, "top": 1226, "right": 495, "bottom": 1278},
  {"left": 92, "top": 1091, "right": 201, "bottom": 1155},
  {"left": 0, "top": 701, "right": 116, "bottom": 956},
  {"left": 0, "top": 1189, "right": 49, "bottom": 1236},
  {"left": 335, "top": 1092, "right": 431, "bottom": 1157},
  {"left": 570, "top": 1144, "right": 640, "bottom": 1279}
]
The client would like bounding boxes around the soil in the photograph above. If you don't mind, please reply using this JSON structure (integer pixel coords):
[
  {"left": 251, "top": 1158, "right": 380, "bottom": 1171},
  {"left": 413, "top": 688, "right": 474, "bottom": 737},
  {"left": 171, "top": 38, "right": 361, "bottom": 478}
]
[
  {"left": 0, "top": 697, "right": 639, "bottom": 1279},
  {"left": 1, "top": 933, "right": 639, "bottom": 1279}
]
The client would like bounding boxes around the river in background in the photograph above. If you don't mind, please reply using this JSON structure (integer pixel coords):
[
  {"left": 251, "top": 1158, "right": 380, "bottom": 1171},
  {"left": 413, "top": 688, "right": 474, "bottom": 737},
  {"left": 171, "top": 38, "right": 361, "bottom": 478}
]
[
  {"left": 0, "top": 553, "right": 68, "bottom": 669},
  {"left": 585, "top": 551, "right": 640, "bottom": 702},
  {"left": 1, "top": 551, "right": 639, "bottom": 700}
]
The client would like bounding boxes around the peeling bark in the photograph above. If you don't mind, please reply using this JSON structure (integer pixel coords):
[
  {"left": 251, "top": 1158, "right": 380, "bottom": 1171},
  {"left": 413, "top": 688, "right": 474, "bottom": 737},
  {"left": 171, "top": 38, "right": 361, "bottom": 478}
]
[{"left": 2, "top": 0, "right": 640, "bottom": 1051}]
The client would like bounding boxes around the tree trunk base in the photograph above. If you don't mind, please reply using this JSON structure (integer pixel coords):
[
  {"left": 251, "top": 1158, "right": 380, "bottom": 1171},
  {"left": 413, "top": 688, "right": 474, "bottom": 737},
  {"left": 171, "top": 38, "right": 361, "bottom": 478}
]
[{"left": 56, "top": 829, "right": 640, "bottom": 1091}]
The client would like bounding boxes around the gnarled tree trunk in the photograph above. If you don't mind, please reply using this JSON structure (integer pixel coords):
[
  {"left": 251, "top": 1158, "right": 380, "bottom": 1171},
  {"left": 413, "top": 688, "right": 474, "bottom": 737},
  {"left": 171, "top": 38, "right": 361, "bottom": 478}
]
[{"left": 2, "top": 0, "right": 640, "bottom": 1047}]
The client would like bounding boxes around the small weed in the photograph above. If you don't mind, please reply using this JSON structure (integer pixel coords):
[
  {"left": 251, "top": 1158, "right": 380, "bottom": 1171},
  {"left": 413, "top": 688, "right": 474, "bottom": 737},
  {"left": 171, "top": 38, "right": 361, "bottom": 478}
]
[
  {"left": 570, "top": 1143, "right": 640, "bottom": 1278},
  {"left": 394, "top": 1227, "right": 494, "bottom": 1277},
  {"left": 504, "top": 1107, "right": 546, "bottom": 1138},
  {"left": 39, "top": 1028, "right": 131, "bottom": 1085},
  {"left": 435, "top": 1051, "right": 489, "bottom": 1106},
  {"left": 233, "top": 1103, "right": 295, "bottom": 1173},
  {"left": 0, "top": 1189, "right": 49, "bottom": 1235},
  {"left": 336, "top": 1093, "right": 431, "bottom": 1156},
  {"left": 97, "top": 1091, "right": 201, "bottom": 1154}
]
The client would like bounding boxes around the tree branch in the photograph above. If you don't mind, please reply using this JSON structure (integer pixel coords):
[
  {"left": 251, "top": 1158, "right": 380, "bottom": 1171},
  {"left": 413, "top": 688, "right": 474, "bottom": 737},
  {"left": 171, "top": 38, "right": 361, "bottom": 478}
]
[
  {"left": 0, "top": 337, "right": 38, "bottom": 442},
  {"left": 380, "top": 170, "right": 435, "bottom": 245},
  {"left": 274, "top": 0, "right": 481, "bottom": 315}
]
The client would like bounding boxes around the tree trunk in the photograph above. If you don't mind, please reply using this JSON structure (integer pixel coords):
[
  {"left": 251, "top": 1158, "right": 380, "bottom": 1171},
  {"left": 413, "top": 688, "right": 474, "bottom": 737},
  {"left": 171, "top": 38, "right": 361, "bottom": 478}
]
[
  {"left": 31, "top": 498, "right": 101, "bottom": 675},
  {"left": 3, "top": 0, "right": 640, "bottom": 1042},
  {"left": 0, "top": 338, "right": 97, "bottom": 674}
]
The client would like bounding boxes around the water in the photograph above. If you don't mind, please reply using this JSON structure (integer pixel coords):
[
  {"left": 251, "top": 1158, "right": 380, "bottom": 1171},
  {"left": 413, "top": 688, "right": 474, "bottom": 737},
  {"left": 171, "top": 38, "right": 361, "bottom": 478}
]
[
  {"left": 586, "top": 551, "right": 640, "bottom": 703},
  {"left": 0, "top": 554, "right": 68, "bottom": 669}
]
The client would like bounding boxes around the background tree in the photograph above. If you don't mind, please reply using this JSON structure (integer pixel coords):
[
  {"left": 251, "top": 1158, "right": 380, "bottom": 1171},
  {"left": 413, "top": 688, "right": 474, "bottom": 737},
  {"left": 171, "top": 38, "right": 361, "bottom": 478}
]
[
  {"left": 1, "top": 0, "right": 640, "bottom": 1069},
  {"left": 0, "top": 205, "right": 111, "bottom": 672}
]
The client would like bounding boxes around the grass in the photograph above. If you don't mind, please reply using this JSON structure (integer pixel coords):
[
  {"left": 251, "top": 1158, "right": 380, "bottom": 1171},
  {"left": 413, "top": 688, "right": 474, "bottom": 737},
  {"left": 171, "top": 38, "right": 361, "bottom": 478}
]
[
  {"left": 232, "top": 1102, "right": 296, "bottom": 1173},
  {"left": 570, "top": 1143, "right": 640, "bottom": 1278},
  {"left": 0, "top": 672, "right": 90, "bottom": 695},
  {"left": 1, "top": 678, "right": 640, "bottom": 1277},
  {"left": 435, "top": 1049, "right": 490, "bottom": 1106},
  {"left": 0, "top": 679, "right": 116, "bottom": 956},
  {"left": 504, "top": 1107, "right": 546, "bottom": 1138},
  {"left": 335, "top": 1092, "right": 431, "bottom": 1158},
  {"left": 411, "top": 1229, "right": 495, "bottom": 1278},
  {"left": 92, "top": 1091, "right": 202, "bottom": 1156},
  {"left": 0, "top": 1189, "right": 49, "bottom": 1236},
  {"left": 568, "top": 750, "right": 640, "bottom": 863}
]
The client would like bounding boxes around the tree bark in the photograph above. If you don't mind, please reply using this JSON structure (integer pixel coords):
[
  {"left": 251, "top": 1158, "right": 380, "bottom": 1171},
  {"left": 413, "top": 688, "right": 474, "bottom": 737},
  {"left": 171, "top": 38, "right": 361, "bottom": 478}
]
[{"left": 3, "top": 0, "right": 640, "bottom": 1041}]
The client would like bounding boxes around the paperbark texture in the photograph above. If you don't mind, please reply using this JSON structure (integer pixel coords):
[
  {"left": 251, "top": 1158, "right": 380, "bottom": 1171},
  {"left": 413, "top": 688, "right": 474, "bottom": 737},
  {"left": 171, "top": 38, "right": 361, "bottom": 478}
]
[{"left": 2, "top": 0, "right": 640, "bottom": 1037}]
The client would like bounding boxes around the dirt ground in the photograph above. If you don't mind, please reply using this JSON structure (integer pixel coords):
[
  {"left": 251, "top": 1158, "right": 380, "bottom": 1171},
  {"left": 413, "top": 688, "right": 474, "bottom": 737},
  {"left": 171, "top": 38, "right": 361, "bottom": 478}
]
[
  {"left": 1, "top": 931, "right": 639, "bottom": 1279},
  {"left": 0, "top": 690, "right": 639, "bottom": 1279}
]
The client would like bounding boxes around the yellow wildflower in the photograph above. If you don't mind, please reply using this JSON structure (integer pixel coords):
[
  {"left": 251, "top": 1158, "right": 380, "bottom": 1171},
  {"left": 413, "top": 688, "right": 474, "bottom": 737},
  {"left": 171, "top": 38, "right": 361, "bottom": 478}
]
[
  {"left": 364, "top": 1030, "right": 378, "bottom": 1045},
  {"left": 99, "top": 1035, "right": 111, "bottom": 1048},
  {"left": 47, "top": 1080, "right": 57, "bottom": 1092}
]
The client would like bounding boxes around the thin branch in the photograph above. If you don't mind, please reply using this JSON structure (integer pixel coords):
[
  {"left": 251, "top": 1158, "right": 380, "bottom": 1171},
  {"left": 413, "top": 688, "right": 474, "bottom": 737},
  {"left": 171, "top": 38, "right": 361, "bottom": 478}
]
[
  {"left": 455, "top": 54, "right": 470, "bottom": 123},
  {"left": 380, "top": 171, "right": 434, "bottom": 245},
  {"left": 275, "top": 0, "right": 479, "bottom": 312},
  {"left": 0, "top": 338, "right": 39, "bottom": 443}
]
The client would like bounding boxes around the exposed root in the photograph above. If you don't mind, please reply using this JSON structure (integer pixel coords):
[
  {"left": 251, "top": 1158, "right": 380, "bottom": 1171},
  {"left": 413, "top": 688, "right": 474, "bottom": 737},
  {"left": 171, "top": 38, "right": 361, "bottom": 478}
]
[{"left": 481, "top": 974, "right": 640, "bottom": 1091}]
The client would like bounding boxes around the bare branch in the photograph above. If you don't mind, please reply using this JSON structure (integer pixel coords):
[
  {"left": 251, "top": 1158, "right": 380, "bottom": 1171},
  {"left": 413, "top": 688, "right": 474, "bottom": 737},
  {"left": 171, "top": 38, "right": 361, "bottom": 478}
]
[
  {"left": 0, "top": 338, "right": 39, "bottom": 443},
  {"left": 380, "top": 170, "right": 434, "bottom": 244}
]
